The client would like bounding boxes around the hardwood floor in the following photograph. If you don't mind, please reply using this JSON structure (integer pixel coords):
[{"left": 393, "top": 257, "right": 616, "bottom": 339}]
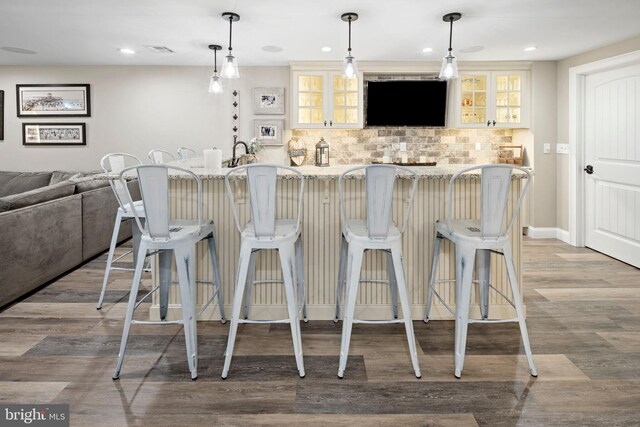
[{"left": 1, "top": 239, "right": 639, "bottom": 426}]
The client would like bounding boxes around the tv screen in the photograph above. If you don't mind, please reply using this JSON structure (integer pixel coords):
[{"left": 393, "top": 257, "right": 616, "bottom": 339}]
[{"left": 366, "top": 80, "right": 447, "bottom": 127}]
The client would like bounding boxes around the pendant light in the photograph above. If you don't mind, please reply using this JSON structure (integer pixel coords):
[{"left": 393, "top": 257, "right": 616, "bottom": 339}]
[
  {"left": 341, "top": 12, "right": 359, "bottom": 79},
  {"left": 208, "top": 44, "right": 223, "bottom": 93},
  {"left": 221, "top": 12, "right": 240, "bottom": 79},
  {"left": 439, "top": 12, "right": 461, "bottom": 80}
]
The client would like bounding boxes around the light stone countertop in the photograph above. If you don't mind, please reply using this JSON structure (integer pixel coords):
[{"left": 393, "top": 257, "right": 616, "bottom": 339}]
[{"left": 96, "top": 158, "right": 530, "bottom": 181}]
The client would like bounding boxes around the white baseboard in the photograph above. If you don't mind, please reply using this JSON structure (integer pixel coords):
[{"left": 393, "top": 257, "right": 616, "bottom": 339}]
[{"left": 526, "top": 226, "right": 572, "bottom": 244}]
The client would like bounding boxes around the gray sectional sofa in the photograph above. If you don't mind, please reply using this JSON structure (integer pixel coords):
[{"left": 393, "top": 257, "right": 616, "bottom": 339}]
[{"left": 0, "top": 170, "right": 140, "bottom": 308}]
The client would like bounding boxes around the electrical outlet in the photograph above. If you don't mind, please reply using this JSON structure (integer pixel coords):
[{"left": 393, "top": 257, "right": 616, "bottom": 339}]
[
  {"left": 543, "top": 143, "right": 551, "bottom": 154},
  {"left": 399, "top": 142, "right": 407, "bottom": 151},
  {"left": 475, "top": 143, "right": 482, "bottom": 151},
  {"left": 556, "top": 144, "right": 570, "bottom": 154}
]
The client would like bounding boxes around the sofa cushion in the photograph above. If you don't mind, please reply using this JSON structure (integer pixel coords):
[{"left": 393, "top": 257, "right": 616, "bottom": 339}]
[
  {"left": 72, "top": 176, "right": 110, "bottom": 193},
  {"left": 0, "top": 181, "right": 76, "bottom": 212},
  {"left": 0, "top": 171, "right": 53, "bottom": 197}
]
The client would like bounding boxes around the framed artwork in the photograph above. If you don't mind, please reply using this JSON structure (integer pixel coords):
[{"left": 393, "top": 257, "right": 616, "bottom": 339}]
[
  {"left": 16, "top": 84, "right": 91, "bottom": 117},
  {"left": 0, "top": 90, "right": 4, "bottom": 140},
  {"left": 22, "top": 123, "right": 86, "bottom": 146},
  {"left": 254, "top": 119, "right": 284, "bottom": 145},
  {"left": 253, "top": 87, "right": 284, "bottom": 115}
]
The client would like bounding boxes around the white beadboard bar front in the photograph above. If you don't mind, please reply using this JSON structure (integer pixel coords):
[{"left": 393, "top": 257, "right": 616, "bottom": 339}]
[{"left": 149, "top": 164, "right": 525, "bottom": 321}]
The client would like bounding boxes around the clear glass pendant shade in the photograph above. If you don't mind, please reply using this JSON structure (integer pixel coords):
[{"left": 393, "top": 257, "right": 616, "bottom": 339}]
[
  {"left": 343, "top": 55, "right": 358, "bottom": 79},
  {"left": 222, "top": 53, "right": 240, "bottom": 79},
  {"left": 439, "top": 53, "right": 458, "bottom": 80},
  {"left": 208, "top": 74, "right": 223, "bottom": 93}
]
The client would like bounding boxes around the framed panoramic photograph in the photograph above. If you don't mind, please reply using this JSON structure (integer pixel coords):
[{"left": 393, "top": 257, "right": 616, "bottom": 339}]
[
  {"left": 253, "top": 87, "right": 284, "bottom": 115},
  {"left": 254, "top": 119, "right": 284, "bottom": 145},
  {"left": 16, "top": 84, "right": 91, "bottom": 117},
  {"left": 22, "top": 123, "right": 86, "bottom": 146}
]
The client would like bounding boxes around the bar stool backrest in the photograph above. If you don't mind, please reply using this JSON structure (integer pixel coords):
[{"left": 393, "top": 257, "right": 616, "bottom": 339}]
[
  {"left": 148, "top": 149, "right": 177, "bottom": 164},
  {"left": 225, "top": 164, "right": 304, "bottom": 239},
  {"left": 178, "top": 147, "right": 198, "bottom": 160},
  {"left": 101, "top": 153, "right": 143, "bottom": 211},
  {"left": 339, "top": 165, "right": 418, "bottom": 239},
  {"left": 118, "top": 165, "right": 203, "bottom": 242},
  {"left": 445, "top": 164, "right": 532, "bottom": 240}
]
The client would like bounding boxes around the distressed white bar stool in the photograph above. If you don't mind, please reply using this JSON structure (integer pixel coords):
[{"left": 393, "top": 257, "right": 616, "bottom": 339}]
[
  {"left": 335, "top": 165, "right": 421, "bottom": 379},
  {"left": 424, "top": 164, "right": 537, "bottom": 379},
  {"left": 112, "top": 165, "right": 225, "bottom": 380},
  {"left": 177, "top": 147, "right": 198, "bottom": 161},
  {"left": 222, "top": 164, "right": 306, "bottom": 379},
  {"left": 148, "top": 149, "right": 177, "bottom": 164},
  {"left": 97, "top": 153, "right": 149, "bottom": 310}
]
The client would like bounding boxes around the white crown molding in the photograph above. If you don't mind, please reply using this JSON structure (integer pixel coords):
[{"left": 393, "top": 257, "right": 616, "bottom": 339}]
[{"left": 289, "top": 60, "right": 533, "bottom": 73}]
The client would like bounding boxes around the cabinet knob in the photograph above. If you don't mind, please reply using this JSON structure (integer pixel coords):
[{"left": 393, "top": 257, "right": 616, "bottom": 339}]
[
  {"left": 324, "top": 120, "right": 327, "bottom": 127},
  {"left": 330, "top": 120, "right": 333, "bottom": 127},
  {"left": 492, "top": 120, "right": 496, "bottom": 126},
  {"left": 487, "top": 120, "right": 491, "bottom": 127}
]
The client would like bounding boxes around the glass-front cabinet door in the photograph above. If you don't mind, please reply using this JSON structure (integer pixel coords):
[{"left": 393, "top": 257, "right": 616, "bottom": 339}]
[
  {"left": 292, "top": 70, "right": 363, "bottom": 129},
  {"left": 294, "top": 72, "right": 325, "bottom": 127},
  {"left": 456, "top": 70, "right": 529, "bottom": 128}
]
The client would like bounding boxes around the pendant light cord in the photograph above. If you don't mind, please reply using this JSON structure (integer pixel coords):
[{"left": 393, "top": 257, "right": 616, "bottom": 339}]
[
  {"left": 214, "top": 49, "right": 218, "bottom": 73},
  {"left": 448, "top": 17, "right": 454, "bottom": 54},
  {"left": 228, "top": 17, "right": 233, "bottom": 52},
  {"left": 348, "top": 16, "right": 352, "bottom": 53}
]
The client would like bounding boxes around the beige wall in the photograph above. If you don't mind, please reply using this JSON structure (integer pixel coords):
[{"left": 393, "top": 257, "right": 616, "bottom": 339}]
[
  {"left": 0, "top": 65, "right": 289, "bottom": 171},
  {"left": 556, "top": 35, "right": 640, "bottom": 230}
]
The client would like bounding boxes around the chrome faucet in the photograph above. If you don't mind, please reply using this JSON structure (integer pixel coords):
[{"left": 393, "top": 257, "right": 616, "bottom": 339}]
[{"left": 229, "top": 135, "right": 248, "bottom": 168}]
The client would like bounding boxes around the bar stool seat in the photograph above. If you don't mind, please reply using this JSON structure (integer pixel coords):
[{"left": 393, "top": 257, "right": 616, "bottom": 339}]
[{"left": 436, "top": 219, "right": 510, "bottom": 244}]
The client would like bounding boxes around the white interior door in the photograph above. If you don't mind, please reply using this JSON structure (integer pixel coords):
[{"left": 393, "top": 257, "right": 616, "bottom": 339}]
[{"left": 584, "top": 63, "right": 640, "bottom": 267}]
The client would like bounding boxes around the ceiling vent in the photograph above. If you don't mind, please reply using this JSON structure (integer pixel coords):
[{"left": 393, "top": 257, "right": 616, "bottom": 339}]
[{"left": 144, "top": 46, "right": 175, "bottom": 53}]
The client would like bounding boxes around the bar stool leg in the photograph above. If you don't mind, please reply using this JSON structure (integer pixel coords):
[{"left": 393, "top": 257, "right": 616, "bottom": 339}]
[
  {"left": 391, "top": 244, "right": 421, "bottom": 378},
  {"left": 424, "top": 235, "right": 441, "bottom": 322},
  {"left": 477, "top": 249, "right": 491, "bottom": 319},
  {"left": 337, "top": 244, "right": 364, "bottom": 379},
  {"left": 335, "top": 234, "right": 348, "bottom": 322},
  {"left": 222, "top": 242, "right": 252, "bottom": 379},
  {"left": 504, "top": 244, "right": 537, "bottom": 377},
  {"left": 242, "top": 251, "right": 257, "bottom": 320},
  {"left": 158, "top": 249, "right": 173, "bottom": 321},
  {"left": 294, "top": 234, "right": 308, "bottom": 322},
  {"left": 97, "top": 210, "right": 123, "bottom": 309},
  {"left": 387, "top": 251, "right": 398, "bottom": 319},
  {"left": 454, "top": 244, "right": 476, "bottom": 379},
  {"left": 113, "top": 241, "right": 148, "bottom": 380},
  {"left": 207, "top": 234, "right": 226, "bottom": 323},
  {"left": 175, "top": 247, "right": 198, "bottom": 380},
  {"left": 280, "top": 243, "right": 305, "bottom": 377}
]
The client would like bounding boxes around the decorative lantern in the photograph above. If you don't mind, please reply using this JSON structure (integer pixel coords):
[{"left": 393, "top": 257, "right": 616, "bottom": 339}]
[{"left": 315, "top": 137, "right": 330, "bottom": 167}]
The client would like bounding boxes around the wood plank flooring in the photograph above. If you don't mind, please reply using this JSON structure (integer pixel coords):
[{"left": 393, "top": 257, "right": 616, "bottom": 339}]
[{"left": 1, "top": 239, "right": 639, "bottom": 426}]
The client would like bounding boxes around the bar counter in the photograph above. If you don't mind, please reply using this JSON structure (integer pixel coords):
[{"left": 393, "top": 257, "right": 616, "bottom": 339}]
[{"left": 146, "top": 161, "right": 527, "bottom": 322}]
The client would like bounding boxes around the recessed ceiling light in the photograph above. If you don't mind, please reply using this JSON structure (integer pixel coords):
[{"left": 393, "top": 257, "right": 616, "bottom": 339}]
[
  {"left": 422, "top": 47, "right": 433, "bottom": 53},
  {"left": 1, "top": 46, "right": 36, "bottom": 54},
  {"left": 262, "top": 45, "right": 283, "bottom": 52},
  {"left": 321, "top": 46, "right": 332, "bottom": 52},
  {"left": 118, "top": 48, "right": 135, "bottom": 55},
  {"left": 460, "top": 45, "right": 484, "bottom": 53},
  {"left": 524, "top": 46, "right": 537, "bottom": 52}
]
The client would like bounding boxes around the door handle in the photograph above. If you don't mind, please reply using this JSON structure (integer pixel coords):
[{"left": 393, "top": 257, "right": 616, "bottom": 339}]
[{"left": 584, "top": 165, "right": 594, "bottom": 174}]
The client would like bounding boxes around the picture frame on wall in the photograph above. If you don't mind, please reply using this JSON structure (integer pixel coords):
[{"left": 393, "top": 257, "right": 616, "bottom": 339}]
[
  {"left": 253, "top": 87, "right": 284, "bottom": 115},
  {"left": 22, "top": 123, "right": 86, "bottom": 146},
  {"left": 16, "top": 84, "right": 91, "bottom": 117},
  {"left": 254, "top": 119, "right": 284, "bottom": 145},
  {"left": 0, "top": 90, "right": 4, "bottom": 140}
]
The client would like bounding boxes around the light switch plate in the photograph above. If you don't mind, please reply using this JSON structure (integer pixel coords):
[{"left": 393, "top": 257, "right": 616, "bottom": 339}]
[
  {"left": 399, "top": 142, "right": 407, "bottom": 151},
  {"left": 543, "top": 143, "right": 551, "bottom": 154},
  {"left": 556, "top": 144, "right": 570, "bottom": 154}
]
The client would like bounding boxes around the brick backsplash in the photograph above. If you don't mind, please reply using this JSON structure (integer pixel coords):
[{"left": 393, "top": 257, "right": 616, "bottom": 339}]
[{"left": 290, "top": 127, "right": 514, "bottom": 165}]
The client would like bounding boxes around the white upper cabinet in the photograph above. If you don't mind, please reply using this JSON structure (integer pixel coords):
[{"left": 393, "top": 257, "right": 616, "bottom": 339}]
[
  {"left": 292, "top": 70, "right": 364, "bottom": 129},
  {"left": 455, "top": 71, "right": 530, "bottom": 128}
]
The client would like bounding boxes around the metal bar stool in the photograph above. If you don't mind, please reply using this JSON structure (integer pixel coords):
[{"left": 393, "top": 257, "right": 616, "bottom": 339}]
[
  {"left": 177, "top": 147, "right": 198, "bottom": 160},
  {"left": 424, "top": 164, "right": 537, "bottom": 379},
  {"left": 148, "top": 149, "right": 177, "bottom": 164},
  {"left": 222, "top": 164, "right": 306, "bottom": 379}
]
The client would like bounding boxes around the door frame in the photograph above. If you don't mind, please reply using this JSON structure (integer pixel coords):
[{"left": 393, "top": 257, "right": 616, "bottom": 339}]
[{"left": 568, "top": 49, "right": 640, "bottom": 246}]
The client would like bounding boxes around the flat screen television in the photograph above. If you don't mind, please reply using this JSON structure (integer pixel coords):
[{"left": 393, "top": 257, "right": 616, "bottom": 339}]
[{"left": 366, "top": 80, "right": 448, "bottom": 127}]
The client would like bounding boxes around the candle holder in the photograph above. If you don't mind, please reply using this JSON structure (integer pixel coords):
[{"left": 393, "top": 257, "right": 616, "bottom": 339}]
[{"left": 315, "top": 137, "right": 330, "bottom": 167}]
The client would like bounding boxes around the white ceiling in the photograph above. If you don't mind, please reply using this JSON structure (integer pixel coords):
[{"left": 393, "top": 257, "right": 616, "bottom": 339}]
[{"left": 1, "top": 0, "right": 640, "bottom": 67}]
